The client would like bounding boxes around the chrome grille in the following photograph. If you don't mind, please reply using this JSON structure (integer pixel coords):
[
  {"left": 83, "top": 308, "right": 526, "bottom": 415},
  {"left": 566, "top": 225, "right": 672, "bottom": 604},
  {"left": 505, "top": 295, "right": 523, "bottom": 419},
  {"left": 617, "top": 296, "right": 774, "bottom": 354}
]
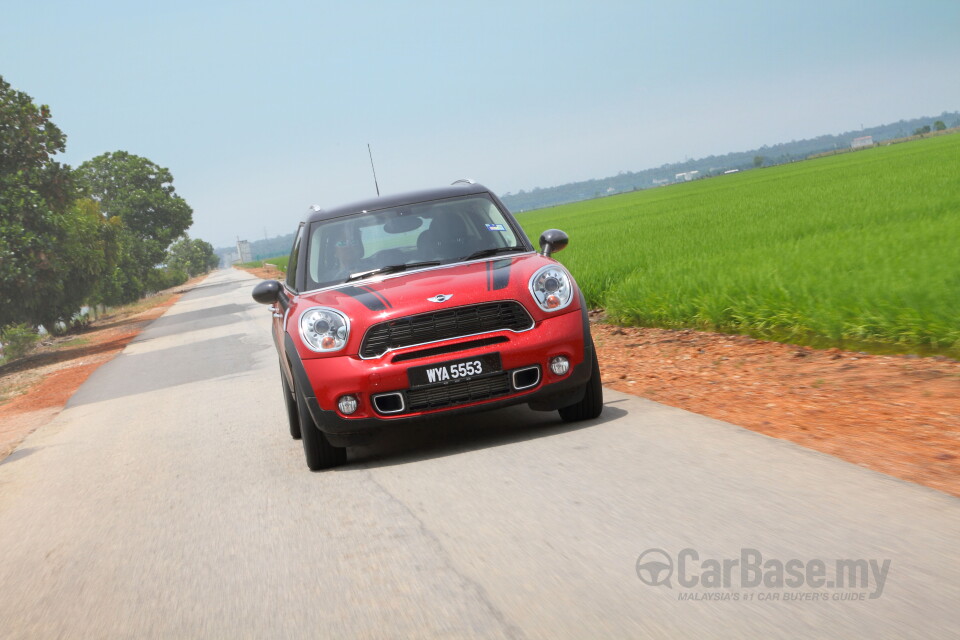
[{"left": 360, "top": 301, "right": 533, "bottom": 358}]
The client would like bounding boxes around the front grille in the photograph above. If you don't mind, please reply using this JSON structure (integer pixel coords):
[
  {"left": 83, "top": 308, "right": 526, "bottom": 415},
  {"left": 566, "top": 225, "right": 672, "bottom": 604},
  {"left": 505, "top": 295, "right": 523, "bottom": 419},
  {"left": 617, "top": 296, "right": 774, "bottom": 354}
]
[
  {"left": 404, "top": 373, "right": 512, "bottom": 412},
  {"left": 360, "top": 301, "right": 533, "bottom": 358},
  {"left": 390, "top": 336, "right": 509, "bottom": 363}
]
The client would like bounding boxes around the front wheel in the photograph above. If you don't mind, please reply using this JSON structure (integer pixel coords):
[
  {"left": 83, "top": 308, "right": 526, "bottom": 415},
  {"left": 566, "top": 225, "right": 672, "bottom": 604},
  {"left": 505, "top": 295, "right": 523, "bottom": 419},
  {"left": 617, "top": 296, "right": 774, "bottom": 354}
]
[
  {"left": 558, "top": 346, "right": 603, "bottom": 422},
  {"left": 295, "top": 389, "right": 347, "bottom": 470}
]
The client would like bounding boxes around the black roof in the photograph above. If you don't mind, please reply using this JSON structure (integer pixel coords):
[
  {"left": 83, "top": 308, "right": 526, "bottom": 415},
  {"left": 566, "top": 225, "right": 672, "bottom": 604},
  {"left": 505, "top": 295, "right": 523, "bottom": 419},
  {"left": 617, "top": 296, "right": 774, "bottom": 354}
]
[{"left": 305, "top": 182, "right": 493, "bottom": 224}]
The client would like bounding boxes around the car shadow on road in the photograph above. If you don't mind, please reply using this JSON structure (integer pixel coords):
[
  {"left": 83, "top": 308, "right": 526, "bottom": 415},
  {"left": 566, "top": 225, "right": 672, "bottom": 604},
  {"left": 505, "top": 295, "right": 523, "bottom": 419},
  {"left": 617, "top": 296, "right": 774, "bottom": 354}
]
[{"left": 345, "top": 401, "right": 628, "bottom": 470}]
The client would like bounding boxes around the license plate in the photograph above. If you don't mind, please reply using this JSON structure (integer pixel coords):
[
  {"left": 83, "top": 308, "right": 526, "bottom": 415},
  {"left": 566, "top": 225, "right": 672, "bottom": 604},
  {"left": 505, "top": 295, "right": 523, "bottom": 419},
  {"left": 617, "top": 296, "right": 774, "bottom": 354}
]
[{"left": 408, "top": 353, "right": 502, "bottom": 388}]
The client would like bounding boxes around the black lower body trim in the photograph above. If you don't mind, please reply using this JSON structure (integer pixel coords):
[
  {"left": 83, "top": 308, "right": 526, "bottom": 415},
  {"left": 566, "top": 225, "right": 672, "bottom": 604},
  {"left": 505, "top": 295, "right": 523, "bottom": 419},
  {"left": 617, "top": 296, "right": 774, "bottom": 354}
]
[{"left": 310, "top": 357, "right": 593, "bottom": 446}]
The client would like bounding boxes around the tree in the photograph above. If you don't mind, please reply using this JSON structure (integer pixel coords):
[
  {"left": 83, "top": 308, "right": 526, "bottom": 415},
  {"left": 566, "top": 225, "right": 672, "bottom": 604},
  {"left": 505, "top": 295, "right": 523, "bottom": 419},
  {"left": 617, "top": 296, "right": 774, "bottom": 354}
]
[
  {"left": 75, "top": 151, "right": 193, "bottom": 268},
  {"left": 197, "top": 238, "right": 220, "bottom": 272},
  {"left": 37, "top": 198, "right": 110, "bottom": 328},
  {"left": 91, "top": 221, "right": 146, "bottom": 306},
  {"left": 753, "top": 156, "right": 765, "bottom": 168},
  {"left": 166, "top": 235, "right": 220, "bottom": 278},
  {"left": 0, "top": 75, "right": 77, "bottom": 328},
  {"left": 933, "top": 120, "right": 946, "bottom": 131}
]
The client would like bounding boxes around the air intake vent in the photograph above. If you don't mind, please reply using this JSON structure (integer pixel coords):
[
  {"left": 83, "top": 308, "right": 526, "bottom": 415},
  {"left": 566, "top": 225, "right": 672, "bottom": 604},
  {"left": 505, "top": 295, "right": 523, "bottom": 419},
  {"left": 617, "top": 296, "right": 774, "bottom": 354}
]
[{"left": 405, "top": 373, "right": 512, "bottom": 412}]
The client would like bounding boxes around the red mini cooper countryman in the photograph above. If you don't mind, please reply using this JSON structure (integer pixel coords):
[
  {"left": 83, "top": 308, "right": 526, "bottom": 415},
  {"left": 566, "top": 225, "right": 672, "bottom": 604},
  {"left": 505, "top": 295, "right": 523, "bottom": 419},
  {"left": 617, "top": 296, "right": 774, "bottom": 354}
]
[{"left": 252, "top": 181, "right": 602, "bottom": 470}]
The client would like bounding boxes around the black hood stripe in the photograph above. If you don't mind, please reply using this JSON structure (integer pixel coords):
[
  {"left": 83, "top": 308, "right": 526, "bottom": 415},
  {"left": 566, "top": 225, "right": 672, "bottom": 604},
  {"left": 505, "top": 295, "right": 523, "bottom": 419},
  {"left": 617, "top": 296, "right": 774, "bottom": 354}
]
[
  {"left": 339, "top": 285, "right": 391, "bottom": 311},
  {"left": 487, "top": 258, "right": 512, "bottom": 291},
  {"left": 361, "top": 285, "right": 392, "bottom": 309}
]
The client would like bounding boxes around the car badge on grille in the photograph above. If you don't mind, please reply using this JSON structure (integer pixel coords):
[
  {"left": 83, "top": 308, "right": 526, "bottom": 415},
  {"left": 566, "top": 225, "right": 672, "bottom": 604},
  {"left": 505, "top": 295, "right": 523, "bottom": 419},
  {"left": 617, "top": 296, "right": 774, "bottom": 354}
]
[{"left": 427, "top": 294, "right": 453, "bottom": 303}]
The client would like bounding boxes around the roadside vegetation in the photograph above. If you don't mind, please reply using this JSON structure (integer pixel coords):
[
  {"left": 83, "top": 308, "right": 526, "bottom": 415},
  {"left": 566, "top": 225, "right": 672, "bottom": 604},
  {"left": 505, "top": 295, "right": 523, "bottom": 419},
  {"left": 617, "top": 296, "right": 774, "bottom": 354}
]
[
  {"left": 517, "top": 134, "right": 960, "bottom": 357},
  {"left": 0, "top": 75, "right": 219, "bottom": 363}
]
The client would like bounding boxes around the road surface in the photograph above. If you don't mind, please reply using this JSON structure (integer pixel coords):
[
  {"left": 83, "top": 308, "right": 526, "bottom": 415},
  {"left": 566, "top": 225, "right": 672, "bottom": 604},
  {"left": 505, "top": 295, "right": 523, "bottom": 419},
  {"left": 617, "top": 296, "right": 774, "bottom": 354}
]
[{"left": 1, "top": 268, "right": 958, "bottom": 638}]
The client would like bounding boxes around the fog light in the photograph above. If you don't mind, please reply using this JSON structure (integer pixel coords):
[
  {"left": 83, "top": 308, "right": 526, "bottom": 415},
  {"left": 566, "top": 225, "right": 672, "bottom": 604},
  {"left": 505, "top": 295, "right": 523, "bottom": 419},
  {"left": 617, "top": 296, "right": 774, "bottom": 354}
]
[
  {"left": 550, "top": 356, "right": 570, "bottom": 376},
  {"left": 337, "top": 395, "right": 358, "bottom": 415}
]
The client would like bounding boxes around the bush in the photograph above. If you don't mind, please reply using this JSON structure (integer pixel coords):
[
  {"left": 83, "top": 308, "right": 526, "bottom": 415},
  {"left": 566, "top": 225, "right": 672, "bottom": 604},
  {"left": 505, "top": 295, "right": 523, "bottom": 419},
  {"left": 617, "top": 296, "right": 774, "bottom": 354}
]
[
  {"left": 70, "top": 311, "right": 92, "bottom": 332},
  {"left": 1, "top": 324, "right": 40, "bottom": 362},
  {"left": 146, "top": 267, "right": 188, "bottom": 292}
]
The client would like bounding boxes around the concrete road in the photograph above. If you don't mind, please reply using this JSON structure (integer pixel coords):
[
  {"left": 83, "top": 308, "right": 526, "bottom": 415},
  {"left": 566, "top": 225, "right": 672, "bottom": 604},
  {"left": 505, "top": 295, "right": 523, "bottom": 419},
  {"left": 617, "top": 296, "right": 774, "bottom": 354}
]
[{"left": 1, "top": 268, "right": 958, "bottom": 638}]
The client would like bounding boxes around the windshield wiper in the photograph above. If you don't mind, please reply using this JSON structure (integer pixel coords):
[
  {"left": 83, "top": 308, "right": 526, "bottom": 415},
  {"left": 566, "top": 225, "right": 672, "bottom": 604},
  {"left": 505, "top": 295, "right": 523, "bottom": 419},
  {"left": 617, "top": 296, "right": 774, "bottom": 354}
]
[
  {"left": 345, "top": 261, "right": 441, "bottom": 282},
  {"left": 461, "top": 246, "right": 527, "bottom": 261}
]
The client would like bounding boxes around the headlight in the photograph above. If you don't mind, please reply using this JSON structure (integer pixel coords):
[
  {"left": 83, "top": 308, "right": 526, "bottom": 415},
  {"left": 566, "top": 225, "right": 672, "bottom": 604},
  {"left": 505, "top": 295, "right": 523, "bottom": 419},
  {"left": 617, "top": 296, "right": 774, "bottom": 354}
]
[
  {"left": 529, "top": 265, "right": 574, "bottom": 312},
  {"left": 299, "top": 307, "right": 350, "bottom": 352}
]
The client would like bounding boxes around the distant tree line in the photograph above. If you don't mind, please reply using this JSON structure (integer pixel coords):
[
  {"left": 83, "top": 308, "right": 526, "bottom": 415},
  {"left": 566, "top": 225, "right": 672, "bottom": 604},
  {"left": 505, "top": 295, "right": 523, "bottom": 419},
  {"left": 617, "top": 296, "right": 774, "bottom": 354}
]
[{"left": 0, "top": 75, "right": 218, "bottom": 349}]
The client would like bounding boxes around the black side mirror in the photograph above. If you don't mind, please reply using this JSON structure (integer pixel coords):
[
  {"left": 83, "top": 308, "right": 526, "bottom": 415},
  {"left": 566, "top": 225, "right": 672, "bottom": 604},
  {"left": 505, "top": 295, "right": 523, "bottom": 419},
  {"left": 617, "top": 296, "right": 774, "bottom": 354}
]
[
  {"left": 252, "top": 279, "right": 282, "bottom": 304},
  {"left": 538, "top": 229, "right": 569, "bottom": 257}
]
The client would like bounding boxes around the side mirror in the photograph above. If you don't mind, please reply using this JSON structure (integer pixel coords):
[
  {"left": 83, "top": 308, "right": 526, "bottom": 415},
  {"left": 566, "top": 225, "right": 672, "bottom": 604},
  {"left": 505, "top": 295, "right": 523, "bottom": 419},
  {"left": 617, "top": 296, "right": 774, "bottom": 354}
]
[
  {"left": 538, "top": 229, "right": 569, "bottom": 257},
  {"left": 252, "top": 279, "right": 282, "bottom": 304}
]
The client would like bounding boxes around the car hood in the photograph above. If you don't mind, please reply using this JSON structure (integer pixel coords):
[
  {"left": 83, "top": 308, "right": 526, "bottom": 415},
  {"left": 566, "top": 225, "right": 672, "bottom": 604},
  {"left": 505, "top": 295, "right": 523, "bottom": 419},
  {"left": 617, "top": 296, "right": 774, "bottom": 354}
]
[{"left": 293, "top": 253, "right": 575, "bottom": 353}]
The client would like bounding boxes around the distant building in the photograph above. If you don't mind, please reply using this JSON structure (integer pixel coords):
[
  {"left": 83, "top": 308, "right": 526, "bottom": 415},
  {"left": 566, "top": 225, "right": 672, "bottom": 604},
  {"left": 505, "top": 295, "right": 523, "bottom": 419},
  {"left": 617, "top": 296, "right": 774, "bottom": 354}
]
[
  {"left": 851, "top": 136, "right": 874, "bottom": 149},
  {"left": 236, "top": 240, "right": 252, "bottom": 264},
  {"left": 724, "top": 169, "right": 739, "bottom": 174},
  {"left": 675, "top": 171, "right": 699, "bottom": 182}
]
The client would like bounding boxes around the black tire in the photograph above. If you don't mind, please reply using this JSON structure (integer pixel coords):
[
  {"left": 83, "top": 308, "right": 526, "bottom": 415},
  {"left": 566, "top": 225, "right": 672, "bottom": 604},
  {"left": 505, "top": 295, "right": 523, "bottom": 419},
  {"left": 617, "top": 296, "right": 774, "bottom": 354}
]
[
  {"left": 280, "top": 367, "right": 301, "bottom": 440},
  {"left": 558, "top": 346, "right": 603, "bottom": 422},
  {"left": 295, "top": 388, "right": 347, "bottom": 471}
]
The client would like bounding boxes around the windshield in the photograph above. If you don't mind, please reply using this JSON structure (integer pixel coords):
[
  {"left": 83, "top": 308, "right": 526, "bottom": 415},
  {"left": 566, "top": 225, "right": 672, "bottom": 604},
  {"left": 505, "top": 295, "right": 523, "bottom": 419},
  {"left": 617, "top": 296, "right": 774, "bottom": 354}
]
[{"left": 305, "top": 194, "right": 525, "bottom": 290}]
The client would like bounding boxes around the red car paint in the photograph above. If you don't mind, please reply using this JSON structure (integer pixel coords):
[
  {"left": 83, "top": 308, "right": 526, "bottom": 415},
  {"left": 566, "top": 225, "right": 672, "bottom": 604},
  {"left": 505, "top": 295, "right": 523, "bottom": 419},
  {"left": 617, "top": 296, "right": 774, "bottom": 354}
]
[{"left": 284, "top": 254, "right": 587, "bottom": 420}]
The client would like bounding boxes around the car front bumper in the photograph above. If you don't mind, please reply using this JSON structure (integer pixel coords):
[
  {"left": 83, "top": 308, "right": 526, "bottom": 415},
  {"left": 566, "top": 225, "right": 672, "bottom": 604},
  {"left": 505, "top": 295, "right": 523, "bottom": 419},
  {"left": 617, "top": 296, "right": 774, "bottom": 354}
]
[{"left": 285, "top": 307, "right": 592, "bottom": 445}]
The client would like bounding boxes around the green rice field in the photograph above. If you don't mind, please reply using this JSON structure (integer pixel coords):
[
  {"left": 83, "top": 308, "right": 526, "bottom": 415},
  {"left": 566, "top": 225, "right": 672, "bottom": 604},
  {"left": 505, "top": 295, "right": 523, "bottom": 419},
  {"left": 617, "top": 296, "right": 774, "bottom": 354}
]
[{"left": 516, "top": 133, "right": 960, "bottom": 357}]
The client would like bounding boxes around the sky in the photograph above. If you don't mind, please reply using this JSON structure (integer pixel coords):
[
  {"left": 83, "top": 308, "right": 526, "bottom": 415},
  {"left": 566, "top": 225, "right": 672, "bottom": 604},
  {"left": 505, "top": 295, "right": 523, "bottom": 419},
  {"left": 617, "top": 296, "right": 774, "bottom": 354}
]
[{"left": 3, "top": 0, "right": 958, "bottom": 248}]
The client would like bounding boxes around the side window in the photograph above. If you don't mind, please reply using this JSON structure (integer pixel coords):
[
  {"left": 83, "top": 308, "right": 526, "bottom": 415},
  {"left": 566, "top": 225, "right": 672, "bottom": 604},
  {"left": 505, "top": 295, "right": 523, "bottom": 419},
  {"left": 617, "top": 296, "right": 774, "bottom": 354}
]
[{"left": 286, "top": 224, "right": 303, "bottom": 291}]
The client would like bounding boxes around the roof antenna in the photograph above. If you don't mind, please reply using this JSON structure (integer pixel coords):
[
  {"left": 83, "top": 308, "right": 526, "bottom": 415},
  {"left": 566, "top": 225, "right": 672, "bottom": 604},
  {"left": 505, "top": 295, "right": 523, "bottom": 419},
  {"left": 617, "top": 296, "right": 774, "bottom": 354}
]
[{"left": 367, "top": 143, "right": 380, "bottom": 197}]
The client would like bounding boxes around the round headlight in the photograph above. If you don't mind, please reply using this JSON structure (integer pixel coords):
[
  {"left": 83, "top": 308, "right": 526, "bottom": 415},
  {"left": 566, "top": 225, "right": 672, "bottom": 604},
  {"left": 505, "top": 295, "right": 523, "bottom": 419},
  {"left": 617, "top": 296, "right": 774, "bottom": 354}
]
[
  {"left": 299, "top": 307, "right": 350, "bottom": 352},
  {"left": 529, "top": 265, "right": 574, "bottom": 312}
]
